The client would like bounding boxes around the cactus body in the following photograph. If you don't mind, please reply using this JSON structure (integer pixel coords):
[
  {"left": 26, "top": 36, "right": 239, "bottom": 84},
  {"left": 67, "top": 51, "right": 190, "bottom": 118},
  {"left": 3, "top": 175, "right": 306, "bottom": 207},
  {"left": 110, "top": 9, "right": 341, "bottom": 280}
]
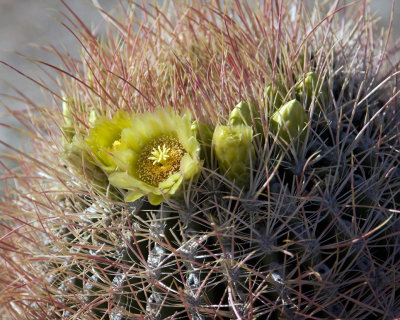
[{"left": 1, "top": 2, "right": 400, "bottom": 320}]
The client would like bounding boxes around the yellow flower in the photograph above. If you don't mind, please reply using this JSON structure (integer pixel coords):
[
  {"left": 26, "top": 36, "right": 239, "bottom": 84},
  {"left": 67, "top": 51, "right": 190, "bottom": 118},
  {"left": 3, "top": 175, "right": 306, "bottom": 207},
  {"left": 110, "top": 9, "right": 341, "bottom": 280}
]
[
  {"left": 62, "top": 135, "right": 109, "bottom": 191},
  {"left": 85, "top": 111, "right": 133, "bottom": 173},
  {"left": 108, "top": 108, "right": 201, "bottom": 205}
]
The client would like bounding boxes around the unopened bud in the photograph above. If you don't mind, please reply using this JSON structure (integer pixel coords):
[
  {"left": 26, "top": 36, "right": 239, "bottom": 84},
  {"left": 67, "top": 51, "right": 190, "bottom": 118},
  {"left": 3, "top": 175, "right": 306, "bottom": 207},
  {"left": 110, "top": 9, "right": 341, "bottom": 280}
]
[
  {"left": 62, "top": 136, "right": 108, "bottom": 190},
  {"left": 191, "top": 120, "right": 213, "bottom": 162},
  {"left": 89, "top": 109, "right": 98, "bottom": 127},
  {"left": 270, "top": 99, "right": 309, "bottom": 144},
  {"left": 295, "top": 71, "right": 328, "bottom": 109},
  {"left": 62, "top": 98, "right": 74, "bottom": 126},
  {"left": 264, "top": 82, "right": 286, "bottom": 111},
  {"left": 213, "top": 124, "right": 254, "bottom": 188},
  {"left": 62, "top": 98, "right": 75, "bottom": 141},
  {"left": 229, "top": 101, "right": 263, "bottom": 134}
]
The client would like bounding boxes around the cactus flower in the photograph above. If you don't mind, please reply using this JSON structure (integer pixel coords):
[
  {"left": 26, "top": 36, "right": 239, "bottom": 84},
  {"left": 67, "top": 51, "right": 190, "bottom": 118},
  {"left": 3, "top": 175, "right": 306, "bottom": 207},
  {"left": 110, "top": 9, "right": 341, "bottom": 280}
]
[
  {"left": 85, "top": 110, "right": 133, "bottom": 173},
  {"left": 212, "top": 124, "right": 254, "bottom": 188},
  {"left": 270, "top": 99, "right": 309, "bottom": 144},
  {"left": 62, "top": 135, "right": 109, "bottom": 190},
  {"left": 108, "top": 108, "right": 201, "bottom": 205}
]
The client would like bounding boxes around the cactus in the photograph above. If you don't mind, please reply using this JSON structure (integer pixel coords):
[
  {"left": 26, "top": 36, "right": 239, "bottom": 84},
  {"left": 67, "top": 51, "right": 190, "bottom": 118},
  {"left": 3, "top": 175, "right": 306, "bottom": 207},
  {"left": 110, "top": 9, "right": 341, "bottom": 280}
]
[{"left": 1, "top": 1, "right": 400, "bottom": 319}]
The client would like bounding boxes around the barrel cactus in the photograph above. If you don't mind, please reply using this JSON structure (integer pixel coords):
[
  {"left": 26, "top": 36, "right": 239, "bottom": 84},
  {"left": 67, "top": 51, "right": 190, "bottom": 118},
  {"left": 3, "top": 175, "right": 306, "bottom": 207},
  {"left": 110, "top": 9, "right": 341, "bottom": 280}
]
[{"left": 1, "top": 1, "right": 399, "bottom": 319}]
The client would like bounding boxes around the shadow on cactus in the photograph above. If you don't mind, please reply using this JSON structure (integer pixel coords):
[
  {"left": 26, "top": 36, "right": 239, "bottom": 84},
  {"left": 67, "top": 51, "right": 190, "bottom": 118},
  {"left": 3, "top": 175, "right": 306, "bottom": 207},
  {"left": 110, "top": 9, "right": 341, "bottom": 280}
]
[{"left": 1, "top": 1, "right": 400, "bottom": 319}]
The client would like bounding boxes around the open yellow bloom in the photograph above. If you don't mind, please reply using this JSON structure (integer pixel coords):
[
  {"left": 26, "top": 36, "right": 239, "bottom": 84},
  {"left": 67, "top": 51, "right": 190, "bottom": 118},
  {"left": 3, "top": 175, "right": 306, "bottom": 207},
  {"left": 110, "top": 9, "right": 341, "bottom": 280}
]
[
  {"left": 108, "top": 108, "right": 201, "bottom": 205},
  {"left": 85, "top": 111, "right": 133, "bottom": 173}
]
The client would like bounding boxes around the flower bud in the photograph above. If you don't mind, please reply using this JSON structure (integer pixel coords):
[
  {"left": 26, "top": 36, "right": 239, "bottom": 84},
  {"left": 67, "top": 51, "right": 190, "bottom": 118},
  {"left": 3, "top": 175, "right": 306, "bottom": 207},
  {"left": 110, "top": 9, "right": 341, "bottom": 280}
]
[
  {"left": 212, "top": 124, "right": 254, "bottom": 188},
  {"left": 229, "top": 101, "right": 263, "bottom": 134},
  {"left": 270, "top": 99, "right": 309, "bottom": 144},
  {"left": 62, "top": 135, "right": 108, "bottom": 190},
  {"left": 191, "top": 120, "right": 213, "bottom": 147},
  {"left": 88, "top": 109, "right": 98, "bottom": 127},
  {"left": 85, "top": 110, "right": 133, "bottom": 173},
  {"left": 264, "top": 82, "right": 286, "bottom": 111},
  {"left": 295, "top": 71, "right": 329, "bottom": 109},
  {"left": 62, "top": 98, "right": 74, "bottom": 126}
]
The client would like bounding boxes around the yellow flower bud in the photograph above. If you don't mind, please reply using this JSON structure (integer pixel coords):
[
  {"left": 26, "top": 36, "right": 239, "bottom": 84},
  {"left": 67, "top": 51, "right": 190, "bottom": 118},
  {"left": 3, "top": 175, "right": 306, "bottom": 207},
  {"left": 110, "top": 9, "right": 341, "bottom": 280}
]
[
  {"left": 61, "top": 98, "right": 75, "bottom": 142},
  {"left": 270, "top": 99, "right": 309, "bottom": 144},
  {"left": 229, "top": 101, "right": 263, "bottom": 134},
  {"left": 295, "top": 71, "right": 329, "bottom": 109},
  {"left": 62, "top": 98, "right": 74, "bottom": 126},
  {"left": 88, "top": 109, "right": 98, "bottom": 127},
  {"left": 62, "top": 135, "right": 108, "bottom": 190},
  {"left": 264, "top": 82, "right": 286, "bottom": 111},
  {"left": 191, "top": 120, "right": 213, "bottom": 163},
  {"left": 85, "top": 111, "right": 133, "bottom": 173},
  {"left": 212, "top": 124, "right": 254, "bottom": 188}
]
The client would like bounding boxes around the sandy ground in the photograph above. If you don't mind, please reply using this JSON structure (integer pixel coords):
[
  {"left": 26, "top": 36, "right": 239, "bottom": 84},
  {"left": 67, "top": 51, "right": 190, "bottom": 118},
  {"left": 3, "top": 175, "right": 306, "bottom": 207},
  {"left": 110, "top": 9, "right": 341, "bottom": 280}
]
[{"left": 0, "top": 1, "right": 399, "bottom": 171}]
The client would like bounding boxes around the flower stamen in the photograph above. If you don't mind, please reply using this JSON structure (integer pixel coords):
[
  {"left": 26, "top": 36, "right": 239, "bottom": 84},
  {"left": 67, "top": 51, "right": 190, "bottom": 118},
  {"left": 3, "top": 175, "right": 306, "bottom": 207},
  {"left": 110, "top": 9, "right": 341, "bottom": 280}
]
[
  {"left": 137, "top": 136, "right": 186, "bottom": 186},
  {"left": 148, "top": 144, "right": 171, "bottom": 164},
  {"left": 112, "top": 140, "right": 122, "bottom": 150}
]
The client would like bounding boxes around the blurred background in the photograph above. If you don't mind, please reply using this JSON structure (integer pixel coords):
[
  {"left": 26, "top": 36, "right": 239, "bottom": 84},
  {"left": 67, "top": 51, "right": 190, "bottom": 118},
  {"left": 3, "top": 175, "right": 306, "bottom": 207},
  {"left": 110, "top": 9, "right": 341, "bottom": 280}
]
[
  {"left": 0, "top": 0, "right": 114, "bottom": 171},
  {"left": 0, "top": 1, "right": 399, "bottom": 172}
]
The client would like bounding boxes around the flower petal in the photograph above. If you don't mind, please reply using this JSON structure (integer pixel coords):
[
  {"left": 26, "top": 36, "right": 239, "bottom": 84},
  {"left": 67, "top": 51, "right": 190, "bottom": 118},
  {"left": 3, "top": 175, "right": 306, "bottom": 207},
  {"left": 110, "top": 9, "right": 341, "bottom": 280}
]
[
  {"left": 125, "top": 190, "right": 144, "bottom": 202},
  {"left": 147, "top": 193, "right": 164, "bottom": 205},
  {"left": 109, "top": 172, "right": 156, "bottom": 194},
  {"left": 180, "top": 154, "right": 201, "bottom": 180},
  {"left": 159, "top": 172, "right": 184, "bottom": 195},
  {"left": 114, "top": 149, "right": 136, "bottom": 172}
]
